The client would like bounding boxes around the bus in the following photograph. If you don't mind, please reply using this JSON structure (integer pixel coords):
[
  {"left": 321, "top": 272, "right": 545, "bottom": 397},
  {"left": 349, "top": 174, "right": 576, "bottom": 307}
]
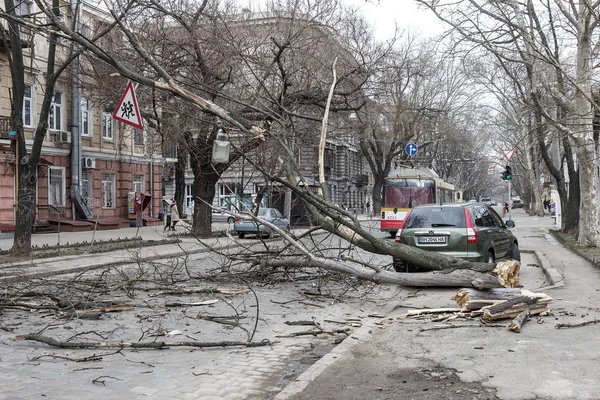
[{"left": 380, "top": 167, "right": 462, "bottom": 236}]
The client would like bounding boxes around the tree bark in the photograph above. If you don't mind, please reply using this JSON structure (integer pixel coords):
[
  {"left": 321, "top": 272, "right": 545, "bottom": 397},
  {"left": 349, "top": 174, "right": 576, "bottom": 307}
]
[{"left": 259, "top": 257, "right": 518, "bottom": 289}]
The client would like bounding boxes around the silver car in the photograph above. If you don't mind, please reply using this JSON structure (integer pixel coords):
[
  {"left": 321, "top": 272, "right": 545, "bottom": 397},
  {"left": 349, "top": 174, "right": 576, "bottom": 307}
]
[
  {"left": 234, "top": 208, "right": 291, "bottom": 239},
  {"left": 212, "top": 207, "right": 235, "bottom": 224}
]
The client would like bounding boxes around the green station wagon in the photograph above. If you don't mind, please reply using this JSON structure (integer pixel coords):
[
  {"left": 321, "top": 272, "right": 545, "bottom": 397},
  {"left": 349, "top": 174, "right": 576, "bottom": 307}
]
[{"left": 393, "top": 203, "right": 519, "bottom": 272}]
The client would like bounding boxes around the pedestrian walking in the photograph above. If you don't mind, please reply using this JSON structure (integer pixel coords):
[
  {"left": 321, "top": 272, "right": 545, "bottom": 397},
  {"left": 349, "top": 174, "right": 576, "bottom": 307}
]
[
  {"left": 168, "top": 200, "right": 180, "bottom": 231},
  {"left": 366, "top": 201, "right": 370, "bottom": 216},
  {"left": 360, "top": 202, "right": 365, "bottom": 214},
  {"left": 164, "top": 207, "right": 172, "bottom": 232},
  {"left": 503, "top": 202, "right": 509, "bottom": 217}
]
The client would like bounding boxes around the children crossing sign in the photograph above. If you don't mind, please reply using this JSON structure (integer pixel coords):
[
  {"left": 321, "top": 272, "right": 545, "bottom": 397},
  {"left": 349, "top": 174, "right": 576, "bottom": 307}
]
[{"left": 113, "top": 82, "right": 143, "bottom": 129}]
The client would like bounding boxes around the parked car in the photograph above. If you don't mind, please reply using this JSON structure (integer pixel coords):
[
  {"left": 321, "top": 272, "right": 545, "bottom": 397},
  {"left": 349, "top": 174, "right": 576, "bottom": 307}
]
[
  {"left": 393, "top": 203, "right": 519, "bottom": 272},
  {"left": 234, "top": 207, "right": 291, "bottom": 239},
  {"left": 212, "top": 207, "right": 235, "bottom": 224},
  {"left": 511, "top": 199, "right": 524, "bottom": 208}
]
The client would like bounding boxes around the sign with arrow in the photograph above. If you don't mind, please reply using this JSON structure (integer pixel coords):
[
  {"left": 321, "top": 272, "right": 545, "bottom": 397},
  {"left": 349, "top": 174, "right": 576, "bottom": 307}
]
[
  {"left": 405, "top": 143, "right": 418, "bottom": 157},
  {"left": 113, "top": 82, "right": 143, "bottom": 129},
  {"left": 502, "top": 148, "right": 515, "bottom": 161}
]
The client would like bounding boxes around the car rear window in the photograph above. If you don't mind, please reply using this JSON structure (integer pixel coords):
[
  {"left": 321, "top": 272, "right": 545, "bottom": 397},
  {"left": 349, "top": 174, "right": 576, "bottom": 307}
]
[{"left": 404, "top": 207, "right": 466, "bottom": 229}]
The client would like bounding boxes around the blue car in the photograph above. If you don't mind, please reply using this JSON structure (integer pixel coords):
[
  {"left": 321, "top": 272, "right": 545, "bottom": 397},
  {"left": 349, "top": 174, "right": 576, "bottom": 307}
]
[{"left": 234, "top": 208, "right": 291, "bottom": 239}]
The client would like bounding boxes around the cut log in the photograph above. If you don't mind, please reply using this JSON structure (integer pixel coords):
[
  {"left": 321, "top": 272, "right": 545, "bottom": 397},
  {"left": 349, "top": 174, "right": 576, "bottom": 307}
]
[
  {"left": 508, "top": 309, "right": 531, "bottom": 333},
  {"left": 482, "top": 296, "right": 548, "bottom": 321},
  {"left": 452, "top": 288, "right": 552, "bottom": 310}
]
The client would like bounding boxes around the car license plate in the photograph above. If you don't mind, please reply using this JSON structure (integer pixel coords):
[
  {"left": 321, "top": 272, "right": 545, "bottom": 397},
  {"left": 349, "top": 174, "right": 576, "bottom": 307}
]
[{"left": 418, "top": 236, "right": 446, "bottom": 244}]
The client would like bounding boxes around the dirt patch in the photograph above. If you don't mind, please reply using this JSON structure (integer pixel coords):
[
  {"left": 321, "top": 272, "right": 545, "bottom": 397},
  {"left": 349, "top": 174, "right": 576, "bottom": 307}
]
[
  {"left": 0, "top": 237, "right": 179, "bottom": 264},
  {"left": 551, "top": 230, "right": 600, "bottom": 267},
  {"left": 287, "top": 356, "right": 499, "bottom": 400}
]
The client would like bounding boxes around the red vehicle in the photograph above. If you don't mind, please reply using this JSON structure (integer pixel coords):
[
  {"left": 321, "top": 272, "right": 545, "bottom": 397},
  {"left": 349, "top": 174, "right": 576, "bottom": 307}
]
[{"left": 380, "top": 168, "right": 460, "bottom": 237}]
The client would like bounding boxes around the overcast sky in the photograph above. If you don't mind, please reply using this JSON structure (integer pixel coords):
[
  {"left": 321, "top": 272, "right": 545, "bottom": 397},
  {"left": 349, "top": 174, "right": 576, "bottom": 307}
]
[{"left": 343, "top": 0, "right": 443, "bottom": 39}]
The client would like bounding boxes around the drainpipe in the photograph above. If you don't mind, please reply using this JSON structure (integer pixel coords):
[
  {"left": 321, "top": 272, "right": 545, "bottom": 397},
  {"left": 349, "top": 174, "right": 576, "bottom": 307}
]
[
  {"left": 149, "top": 130, "right": 153, "bottom": 217},
  {"left": 70, "top": 0, "right": 81, "bottom": 220}
]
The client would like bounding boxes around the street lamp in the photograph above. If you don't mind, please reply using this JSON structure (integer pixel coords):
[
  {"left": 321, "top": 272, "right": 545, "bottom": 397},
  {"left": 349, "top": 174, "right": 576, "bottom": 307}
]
[{"left": 212, "top": 128, "right": 230, "bottom": 163}]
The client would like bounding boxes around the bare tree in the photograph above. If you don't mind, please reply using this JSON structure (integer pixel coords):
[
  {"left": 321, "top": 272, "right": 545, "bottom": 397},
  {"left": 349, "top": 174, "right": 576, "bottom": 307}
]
[
  {"left": 0, "top": 0, "right": 80, "bottom": 256},
  {"left": 415, "top": 0, "right": 595, "bottom": 241}
]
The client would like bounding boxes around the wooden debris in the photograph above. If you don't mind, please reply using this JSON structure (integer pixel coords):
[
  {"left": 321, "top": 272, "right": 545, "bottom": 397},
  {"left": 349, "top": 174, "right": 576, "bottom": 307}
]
[
  {"left": 482, "top": 296, "right": 548, "bottom": 321},
  {"left": 150, "top": 288, "right": 249, "bottom": 296},
  {"left": 452, "top": 288, "right": 552, "bottom": 311},
  {"left": 406, "top": 308, "right": 462, "bottom": 317},
  {"left": 285, "top": 320, "right": 317, "bottom": 326},
  {"left": 493, "top": 260, "right": 520, "bottom": 288},
  {"left": 275, "top": 328, "right": 350, "bottom": 338},
  {"left": 555, "top": 319, "right": 600, "bottom": 329},
  {"left": 165, "top": 299, "right": 219, "bottom": 307},
  {"left": 13, "top": 333, "right": 273, "bottom": 349},
  {"left": 508, "top": 308, "right": 531, "bottom": 333}
]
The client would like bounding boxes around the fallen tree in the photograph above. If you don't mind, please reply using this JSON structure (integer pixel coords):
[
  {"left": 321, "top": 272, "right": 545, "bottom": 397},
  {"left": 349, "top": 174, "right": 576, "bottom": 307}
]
[{"left": 257, "top": 255, "right": 520, "bottom": 289}]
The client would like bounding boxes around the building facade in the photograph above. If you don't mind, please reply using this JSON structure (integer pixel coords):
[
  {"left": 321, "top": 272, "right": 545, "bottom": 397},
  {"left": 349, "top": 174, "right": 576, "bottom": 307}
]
[{"left": 0, "top": 1, "right": 163, "bottom": 229}]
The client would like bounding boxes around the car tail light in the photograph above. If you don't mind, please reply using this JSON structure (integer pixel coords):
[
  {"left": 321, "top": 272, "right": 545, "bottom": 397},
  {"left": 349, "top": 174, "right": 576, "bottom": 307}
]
[
  {"left": 234, "top": 217, "right": 242, "bottom": 222},
  {"left": 464, "top": 208, "right": 478, "bottom": 243},
  {"left": 395, "top": 211, "right": 411, "bottom": 243}
]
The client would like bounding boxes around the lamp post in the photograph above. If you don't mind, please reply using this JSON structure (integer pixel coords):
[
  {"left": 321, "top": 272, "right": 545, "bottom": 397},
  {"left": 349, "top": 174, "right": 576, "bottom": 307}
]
[{"left": 211, "top": 128, "right": 230, "bottom": 164}]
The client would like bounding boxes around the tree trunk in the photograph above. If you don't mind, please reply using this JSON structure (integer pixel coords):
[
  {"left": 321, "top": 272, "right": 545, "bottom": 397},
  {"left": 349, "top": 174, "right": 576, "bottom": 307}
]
[
  {"left": 371, "top": 177, "right": 383, "bottom": 217},
  {"left": 260, "top": 257, "right": 518, "bottom": 289},
  {"left": 12, "top": 163, "right": 36, "bottom": 256},
  {"left": 174, "top": 141, "right": 187, "bottom": 217},
  {"left": 191, "top": 171, "right": 218, "bottom": 237}
]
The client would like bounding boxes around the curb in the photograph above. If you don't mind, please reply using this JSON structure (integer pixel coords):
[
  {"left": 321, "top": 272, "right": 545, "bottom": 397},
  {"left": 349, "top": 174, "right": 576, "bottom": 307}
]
[
  {"left": 534, "top": 249, "right": 566, "bottom": 289},
  {"left": 521, "top": 248, "right": 565, "bottom": 290},
  {"left": 274, "top": 318, "right": 379, "bottom": 400}
]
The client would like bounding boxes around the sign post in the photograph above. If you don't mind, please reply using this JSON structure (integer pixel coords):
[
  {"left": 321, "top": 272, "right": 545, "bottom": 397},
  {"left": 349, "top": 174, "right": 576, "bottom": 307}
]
[{"left": 501, "top": 149, "right": 516, "bottom": 221}]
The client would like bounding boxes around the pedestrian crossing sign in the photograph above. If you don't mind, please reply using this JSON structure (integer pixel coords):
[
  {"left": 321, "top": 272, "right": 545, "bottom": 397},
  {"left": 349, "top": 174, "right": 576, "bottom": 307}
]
[{"left": 113, "top": 81, "right": 143, "bottom": 129}]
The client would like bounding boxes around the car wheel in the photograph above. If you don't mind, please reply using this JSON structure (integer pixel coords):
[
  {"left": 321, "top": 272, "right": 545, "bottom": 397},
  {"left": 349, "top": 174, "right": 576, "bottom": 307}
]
[
  {"left": 511, "top": 243, "right": 521, "bottom": 261},
  {"left": 485, "top": 251, "right": 495, "bottom": 264},
  {"left": 227, "top": 217, "right": 234, "bottom": 224},
  {"left": 238, "top": 232, "right": 245, "bottom": 239}
]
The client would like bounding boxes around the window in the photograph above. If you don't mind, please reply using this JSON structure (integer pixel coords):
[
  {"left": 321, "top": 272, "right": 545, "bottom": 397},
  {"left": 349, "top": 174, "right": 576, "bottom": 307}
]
[
  {"left": 81, "top": 98, "right": 92, "bottom": 136},
  {"left": 81, "top": 171, "right": 94, "bottom": 208},
  {"left": 15, "top": 1, "right": 31, "bottom": 17},
  {"left": 23, "top": 84, "right": 33, "bottom": 127},
  {"left": 48, "top": 167, "right": 65, "bottom": 207},
  {"left": 49, "top": 92, "right": 62, "bottom": 131},
  {"left": 185, "top": 184, "right": 194, "bottom": 210},
  {"left": 472, "top": 206, "right": 495, "bottom": 227},
  {"left": 102, "top": 111, "right": 113, "bottom": 140},
  {"left": 133, "top": 128, "right": 144, "bottom": 146},
  {"left": 101, "top": 173, "right": 115, "bottom": 208},
  {"left": 133, "top": 175, "right": 144, "bottom": 193}
]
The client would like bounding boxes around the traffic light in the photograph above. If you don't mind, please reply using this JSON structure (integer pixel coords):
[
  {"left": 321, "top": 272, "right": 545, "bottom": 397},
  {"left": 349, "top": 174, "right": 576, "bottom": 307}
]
[{"left": 504, "top": 165, "right": 512, "bottom": 180}]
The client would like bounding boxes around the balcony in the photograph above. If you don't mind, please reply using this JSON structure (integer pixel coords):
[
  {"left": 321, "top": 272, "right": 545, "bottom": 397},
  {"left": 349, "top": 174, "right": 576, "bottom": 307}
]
[
  {"left": 354, "top": 174, "right": 368, "bottom": 185},
  {"left": 0, "top": 26, "right": 33, "bottom": 52}
]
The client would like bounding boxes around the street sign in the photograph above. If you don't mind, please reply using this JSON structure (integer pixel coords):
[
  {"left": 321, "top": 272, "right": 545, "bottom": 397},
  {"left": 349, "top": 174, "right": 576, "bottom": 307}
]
[
  {"left": 502, "top": 148, "right": 515, "bottom": 161},
  {"left": 113, "top": 81, "right": 143, "bottom": 129},
  {"left": 405, "top": 143, "right": 418, "bottom": 157}
]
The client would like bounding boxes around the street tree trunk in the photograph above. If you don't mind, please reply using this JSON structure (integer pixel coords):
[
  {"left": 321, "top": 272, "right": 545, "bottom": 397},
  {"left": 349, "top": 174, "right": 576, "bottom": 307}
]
[{"left": 9, "top": 0, "right": 62, "bottom": 256}]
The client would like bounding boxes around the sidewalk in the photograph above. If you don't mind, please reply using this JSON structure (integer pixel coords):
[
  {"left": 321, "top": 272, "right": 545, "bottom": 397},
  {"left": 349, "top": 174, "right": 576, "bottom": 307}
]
[{"left": 278, "top": 209, "right": 600, "bottom": 400}]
